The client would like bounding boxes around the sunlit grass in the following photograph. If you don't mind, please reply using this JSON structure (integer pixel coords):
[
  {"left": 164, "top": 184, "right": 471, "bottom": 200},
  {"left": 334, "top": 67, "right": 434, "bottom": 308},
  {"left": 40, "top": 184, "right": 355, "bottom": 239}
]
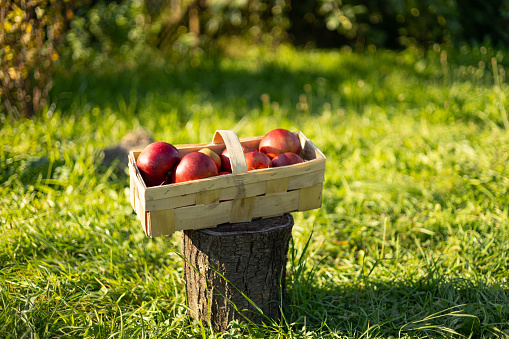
[{"left": 1, "top": 44, "right": 509, "bottom": 337}]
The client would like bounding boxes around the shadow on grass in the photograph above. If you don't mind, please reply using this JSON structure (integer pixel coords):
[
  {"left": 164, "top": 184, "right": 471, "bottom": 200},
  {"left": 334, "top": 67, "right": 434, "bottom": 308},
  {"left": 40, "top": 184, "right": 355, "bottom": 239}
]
[
  {"left": 285, "top": 275, "right": 509, "bottom": 337},
  {"left": 50, "top": 53, "right": 403, "bottom": 120}
]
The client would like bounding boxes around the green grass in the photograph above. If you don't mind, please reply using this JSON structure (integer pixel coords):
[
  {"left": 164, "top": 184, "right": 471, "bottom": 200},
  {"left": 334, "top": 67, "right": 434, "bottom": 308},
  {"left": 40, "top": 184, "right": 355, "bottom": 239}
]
[{"left": 1, "top": 43, "right": 509, "bottom": 338}]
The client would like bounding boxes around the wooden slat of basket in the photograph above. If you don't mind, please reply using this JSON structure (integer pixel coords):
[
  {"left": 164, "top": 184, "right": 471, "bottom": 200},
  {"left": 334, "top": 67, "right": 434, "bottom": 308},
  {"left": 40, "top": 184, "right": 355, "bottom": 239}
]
[
  {"left": 174, "top": 201, "right": 234, "bottom": 230},
  {"left": 128, "top": 162, "right": 139, "bottom": 209},
  {"left": 145, "top": 193, "right": 197, "bottom": 211},
  {"left": 266, "top": 177, "right": 289, "bottom": 194},
  {"left": 144, "top": 180, "right": 268, "bottom": 211},
  {"left": 129, "top": 170, "right": 136, "bottom": 211},
  {"left": 196, "top": 189, "right": 221, "bottom": 205},
  {"left": 129, "top": 161, "right": 150, "bottom": 236},
  {"left": 298, "top": 184, "right": 323, "bottom": 211},
  {"left": 147, "top": 209, "right": 175, "bottom": 237},
  {"left": 252, "top": 190, "right": 300, "bottom": 219},
  {"left": 219, "top": 181, "right": 266, "bottom": 201},
  {"left": 231, "top": 196, "right": 256, "bottom": 223},
  {"left": 134, "top": 190, "right": 147, "bottom": 233},
  {"left": 128, "top": 154, "right": 148, "bottom": 202},
  {"left": 288, "top": 170, "right": 325, "bottom": 190}
]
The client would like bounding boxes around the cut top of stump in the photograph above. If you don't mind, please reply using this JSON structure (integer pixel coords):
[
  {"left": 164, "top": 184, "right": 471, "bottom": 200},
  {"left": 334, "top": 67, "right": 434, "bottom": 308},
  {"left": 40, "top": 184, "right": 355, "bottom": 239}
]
[{"left": 196, "top": 214, "right": 293, "bottom": 236}]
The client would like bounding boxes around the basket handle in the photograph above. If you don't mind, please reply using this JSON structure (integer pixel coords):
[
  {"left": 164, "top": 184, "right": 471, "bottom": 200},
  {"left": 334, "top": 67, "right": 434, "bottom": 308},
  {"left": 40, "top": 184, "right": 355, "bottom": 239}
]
[{"left": 212, "top": 130, "right": 248, "bottom": 175}]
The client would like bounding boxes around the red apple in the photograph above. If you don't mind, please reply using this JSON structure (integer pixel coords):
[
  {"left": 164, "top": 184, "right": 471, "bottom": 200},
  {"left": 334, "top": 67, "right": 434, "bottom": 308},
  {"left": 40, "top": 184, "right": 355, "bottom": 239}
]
[
  {"left": 244, "top": 145, "right": 258, "bottom": 153},
  {"left": 136, "top": 142, "right": 181, "bottom": 187},
  {"left": 245, "top": 151, "right": 271, "bottom": 171},
  {"left": 198, "top": 148, "right": 221, "bottom": 172},
  {"left": 220, "top": 144, "right": 255, "bottom": 172},
  {"left": 172, "top": 151, "right": 218, "bottom": 183},
  {"left": 259, "top": 129, "right": 301, "bottom": 159},
  {"left": 218, "top": 171, "right": 231, "bottom": 175},
  {"left": 271, "top": 152, "right": 304, "bottom": 167}
]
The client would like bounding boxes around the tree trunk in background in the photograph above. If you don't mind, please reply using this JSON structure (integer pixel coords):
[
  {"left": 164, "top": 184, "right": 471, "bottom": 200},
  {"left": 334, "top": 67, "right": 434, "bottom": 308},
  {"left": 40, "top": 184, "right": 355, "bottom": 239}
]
[
  {"left": 181, "top": 214, "right": 294, "bottom": 332},
  {"left": 189, "top": 4, "right": 199, "bottom": 37}
]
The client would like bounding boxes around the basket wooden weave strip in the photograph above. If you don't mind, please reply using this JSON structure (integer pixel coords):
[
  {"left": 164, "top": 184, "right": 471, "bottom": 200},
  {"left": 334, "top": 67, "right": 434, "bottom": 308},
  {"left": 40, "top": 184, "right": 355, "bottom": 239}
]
[{"left": 129, "top": 130, "right": 325, "bottom": 237}]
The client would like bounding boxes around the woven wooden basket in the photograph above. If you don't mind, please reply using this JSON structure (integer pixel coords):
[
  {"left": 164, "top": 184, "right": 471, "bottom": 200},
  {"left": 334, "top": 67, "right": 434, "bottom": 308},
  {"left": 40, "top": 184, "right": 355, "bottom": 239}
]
[{"left": 129, "top": 130, "right": 326, "bottom": 237}]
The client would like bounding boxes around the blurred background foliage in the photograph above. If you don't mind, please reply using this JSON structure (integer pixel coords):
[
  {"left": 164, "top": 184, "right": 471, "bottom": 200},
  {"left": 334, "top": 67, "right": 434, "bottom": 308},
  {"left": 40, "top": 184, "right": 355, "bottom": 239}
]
[
  {"left": 2, "top": 0, "right": 509, "bottom": 119},
  {"left": 1, "top": 0, "right": 74, "bottom": 118}
]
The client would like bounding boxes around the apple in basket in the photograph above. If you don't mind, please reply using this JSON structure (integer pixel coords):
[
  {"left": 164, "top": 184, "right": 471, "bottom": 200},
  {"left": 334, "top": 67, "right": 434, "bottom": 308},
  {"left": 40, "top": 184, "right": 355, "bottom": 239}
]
[
  {"left": 221, "top": 144, "right": 257, "bottom": 172},
  {"left": 173, "top": 151, "right": 218, "bottom": 183},
  {"left": 245, "top": 151, "right": 271, "bottom": 170},
  {"left": 271, "top": 152, "right": 304, "bottom": 167},
  {"left": 259, "top": 129, "right": 301, "bottom": 159},
  {"left": 136, "top": 142, "right": 181, "bottom": 187},
  {"left": 198, "top": 147, "right": 221, "bottom": 172}
]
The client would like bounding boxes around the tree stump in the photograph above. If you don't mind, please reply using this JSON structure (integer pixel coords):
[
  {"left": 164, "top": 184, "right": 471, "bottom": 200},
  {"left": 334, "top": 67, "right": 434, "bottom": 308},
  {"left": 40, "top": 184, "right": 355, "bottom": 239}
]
[{"left": 181, "top": 214, "right": 294, "bottom": 332}]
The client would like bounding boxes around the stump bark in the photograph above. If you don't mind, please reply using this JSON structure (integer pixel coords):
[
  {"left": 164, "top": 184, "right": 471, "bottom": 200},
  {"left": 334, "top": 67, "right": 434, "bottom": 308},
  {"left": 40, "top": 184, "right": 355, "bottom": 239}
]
[{"left": 181, "top": 214, "right": 294, "bottom": 332}]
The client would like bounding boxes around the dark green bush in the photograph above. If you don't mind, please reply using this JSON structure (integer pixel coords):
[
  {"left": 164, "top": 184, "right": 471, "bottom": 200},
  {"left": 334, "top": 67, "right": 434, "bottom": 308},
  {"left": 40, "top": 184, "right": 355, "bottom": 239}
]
[
  {"left": 125, "top": 0, "right": 509, "bottom": 51},
  {"left": 288, "top": 0, "right": 459, "bottom": 49},
  {"left": 457, "top": 0, "right": 509, "bottom": 46}
]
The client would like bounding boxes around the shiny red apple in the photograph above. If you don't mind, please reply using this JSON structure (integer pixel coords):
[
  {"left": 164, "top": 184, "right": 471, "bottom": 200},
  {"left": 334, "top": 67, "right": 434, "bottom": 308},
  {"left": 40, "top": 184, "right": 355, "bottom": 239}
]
[
  {"left": 172, "top": 151, "right": 218, "bottom": 183},
  {"left": 245, "top": 151, "right": 271, "bottom": 171},
  {"left": 271, "top": 152, "right": 304, "bottom": 167},
  {"left": 136, "top": 142, "right": 181, "bottom": 187},
  {"left": 198, "top": 148, "right": 221, "bottom": 171},
  {"left": 259, "top": 129, "right": 301, "bottom": 159},
  {"left": 220, "top": 144, "right": 256, "bottom": 172}
]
